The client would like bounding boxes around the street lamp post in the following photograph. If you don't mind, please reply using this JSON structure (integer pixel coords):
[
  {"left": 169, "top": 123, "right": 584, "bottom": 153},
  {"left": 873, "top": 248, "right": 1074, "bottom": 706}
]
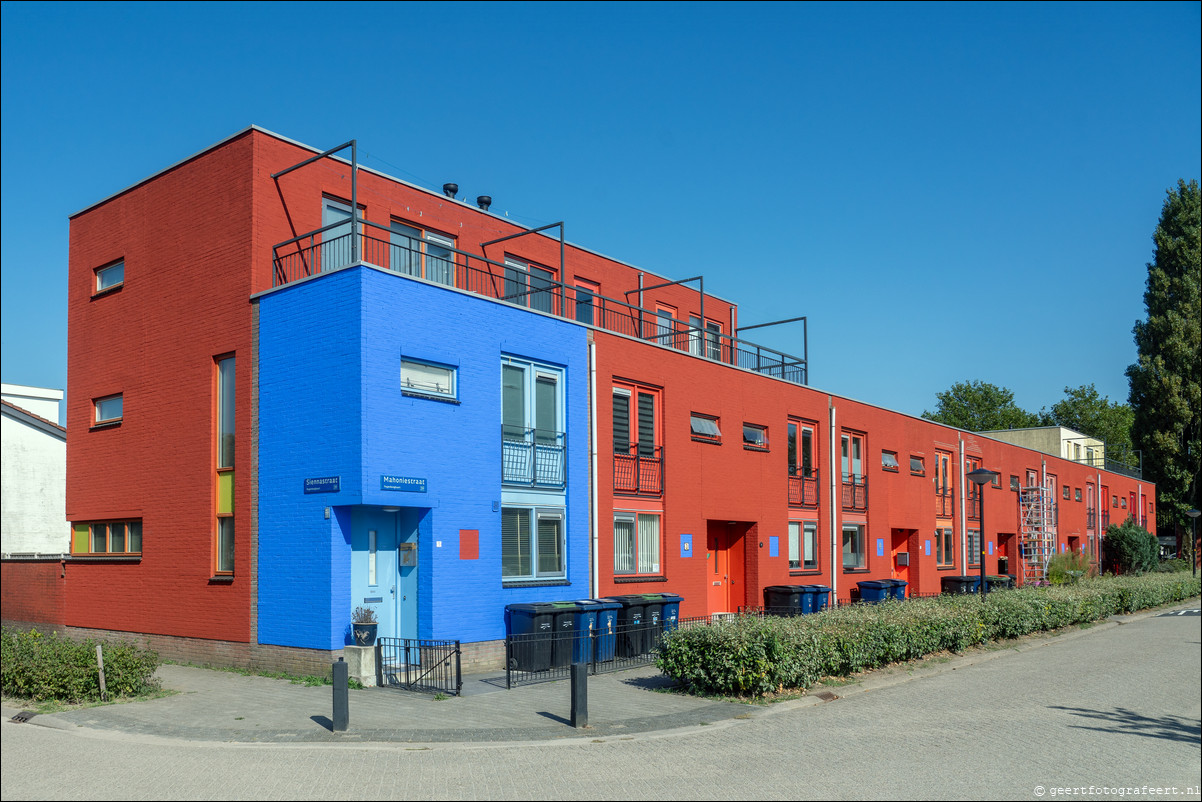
[
  {"left": 1186, "top": 509, "right": 1200, "bottom": 578},
  {"left": 967, "top": 468, "right": 1000, "bottom": 599}
]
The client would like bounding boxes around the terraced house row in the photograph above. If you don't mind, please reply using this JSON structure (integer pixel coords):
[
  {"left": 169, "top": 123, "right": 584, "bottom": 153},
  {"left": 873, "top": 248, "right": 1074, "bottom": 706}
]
[{"left": 12, "top": 127, "right": 1155, "bottom": 674}]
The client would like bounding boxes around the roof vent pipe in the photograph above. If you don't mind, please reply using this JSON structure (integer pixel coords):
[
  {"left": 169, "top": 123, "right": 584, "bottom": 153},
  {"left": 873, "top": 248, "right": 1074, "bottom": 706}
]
[
  {"left": 476, "top": 195, "right": 492, "bottom": 211},
  {"left": 442, "top": 183, "right": 458, "bottom": 198}
]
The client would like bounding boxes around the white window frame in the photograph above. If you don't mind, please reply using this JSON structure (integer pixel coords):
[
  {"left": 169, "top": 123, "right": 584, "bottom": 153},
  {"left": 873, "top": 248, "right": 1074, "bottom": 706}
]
[
  {"left": 94, "top": 394, "right": 123, "bottom": 424},
  {"left": 95, "top": 261, "right": 124, "bottom": 292},
  {"left": 502, "top": 506, "right": 566, "bottom": 580},
  {"left": 613, "top": 512, "right": 661, "bottom": 575},
  {"left": 842, "top": 523, "right": 866, "bottom": 570},
  {"left": 401, "top": 358, "right": 457, "bottom": 400}
]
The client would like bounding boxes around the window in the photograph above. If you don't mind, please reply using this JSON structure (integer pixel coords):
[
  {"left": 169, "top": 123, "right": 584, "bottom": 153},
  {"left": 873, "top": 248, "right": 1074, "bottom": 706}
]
[
  {"left": 401, "top": 359, "right": 457, "bottom": 400},
  {"left": 967, "top": 530, "right": 981, "bottom": 567},
  {"left": 94, "top": 394, "right": 123, "bottom": 425},
  {"left": 614, "top": 513, "right": 661, "bottom": 575},
  {"left": 1010, "top": 475, "right": 1020, "bottom": 492},
  {"left": 936, "top": 527, "right": 954, "bottom": 568},
  {"left": 502, "top": 507, "right": 565, "bottom": 580},
  {"left": 842, "top": 523, "right": 866, "bottom": 569},
  {"left": 574, "top": 280, "right": 599, "bottom": 325},
  {"left": 910, "top": 455, "right": 925, "bottom": 475},
  {"left": 72, "top": 520, "right": 142, "bottom": 555},
  {"left": 1112, "top": 495, "right": 1119, "bottom": 508},
  {"left": 688, "top": 316, "right": 723, "bottom": 360},
  {"left": 613, "top": 384, "right": 661, "bottom": 495},
  {"left": 789, "top": 520, "right": 819, "bottom": 571},
  {"left": 390, "top": 221, "right": 455, "bottom": 285},
  {"left": 653, "top": 305, "right": 685, "bottom": 350},
  {"left": 501, "top": 359, "right": 564, "bottom": 487},
  {"left": 991, "top": 473, "right": 1001, "bottom": 488},
  {"left": 788, "top": 420, "right": 815, "bottom": 477},
  {"left": 505, "top": 257, "right": 557, "bottom": 313},
  {"left": 882, "top": 451, "right": 899, "bottom": 472},
  {"left": 841, "top": 433, "right": 864, "bottom": 481},
  {"left": 215, "top": 355, "right": 235, "bottom": 575},
  {"left": 1120, "top": 497, "right": 1126, "bottom": 509},
  {"left": 1074, "top": 488, "right": 1082, "bottom": 502},
  {"left": 1063, "top": 486, "right": 1071, "bottom": 500},
  {"left": 743, "top": 423, "right": 768, "bottom": 450},
  {"left": 690, "top": 414, "right": 721, "bottom": 442},
  {"left": 95, "top": 261, "right": 124, "bottom": 292}
]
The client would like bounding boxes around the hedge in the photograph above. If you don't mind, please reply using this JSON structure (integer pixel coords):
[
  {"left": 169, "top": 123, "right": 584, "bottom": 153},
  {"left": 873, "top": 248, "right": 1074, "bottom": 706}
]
[
  {"left": 1, "top": 628, "right": 161, "bottom": 702},
  {"left": 656, "top": 572, "right": 1200, "bottom": 698}
]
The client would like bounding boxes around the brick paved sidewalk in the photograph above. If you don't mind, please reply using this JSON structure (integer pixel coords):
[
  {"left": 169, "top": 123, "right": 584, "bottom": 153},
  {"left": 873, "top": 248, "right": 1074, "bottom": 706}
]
[{"left": 2, "top": 663, "right": 752, "bottom": 744}]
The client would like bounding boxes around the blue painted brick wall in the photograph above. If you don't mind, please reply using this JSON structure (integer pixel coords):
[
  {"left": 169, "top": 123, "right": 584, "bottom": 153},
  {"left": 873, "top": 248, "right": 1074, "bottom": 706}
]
[{"left": 258, "top": 266, "right": 589, "bottom": 649}]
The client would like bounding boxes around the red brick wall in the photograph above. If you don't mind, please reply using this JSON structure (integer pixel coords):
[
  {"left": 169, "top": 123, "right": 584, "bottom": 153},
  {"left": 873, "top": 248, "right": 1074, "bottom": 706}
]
[{"left": 1, "top": 560, "right": 66, "bottom": 630}]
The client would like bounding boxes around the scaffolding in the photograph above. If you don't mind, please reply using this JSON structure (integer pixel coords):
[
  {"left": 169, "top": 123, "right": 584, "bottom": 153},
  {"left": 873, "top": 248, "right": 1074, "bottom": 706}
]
[{"left": 1019, "top": 486, "right": 1056, "bottom": 582}]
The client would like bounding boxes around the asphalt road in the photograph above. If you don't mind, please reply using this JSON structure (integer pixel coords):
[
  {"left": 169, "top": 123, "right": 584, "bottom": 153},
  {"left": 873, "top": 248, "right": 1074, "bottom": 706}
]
[{"left": 3, "top": 607, "right": 1199, "bottom": 801}]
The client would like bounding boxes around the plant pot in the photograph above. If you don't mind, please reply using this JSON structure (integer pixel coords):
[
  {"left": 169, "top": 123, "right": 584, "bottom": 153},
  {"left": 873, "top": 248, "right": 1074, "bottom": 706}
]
[{"left": 352, "top": 622, "right": 377, "bottom": 646}]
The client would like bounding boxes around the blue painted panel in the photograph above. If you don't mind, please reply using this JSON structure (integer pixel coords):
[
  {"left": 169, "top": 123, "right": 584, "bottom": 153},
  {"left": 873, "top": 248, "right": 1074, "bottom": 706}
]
[
  {"left": 876, "top": 538, "right": 884, "bottom": 557},
  {"left": 768, "top": 536, "right": 779, "bottom": 558},
  {"left": 988, "top": 541, "right": 993, "bottom": 556},
  {"left": 680, "top": 533, "right": 693, "bottom": 558},
  {"left": 925, "top": 539, "right": 931, "bottom": 556}
]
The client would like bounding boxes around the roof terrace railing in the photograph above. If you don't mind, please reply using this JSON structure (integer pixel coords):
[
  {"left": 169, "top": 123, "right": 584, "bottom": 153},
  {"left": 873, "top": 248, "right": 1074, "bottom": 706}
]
[{"left": 271, "top": 221, "right": 809, "bottom": 385}]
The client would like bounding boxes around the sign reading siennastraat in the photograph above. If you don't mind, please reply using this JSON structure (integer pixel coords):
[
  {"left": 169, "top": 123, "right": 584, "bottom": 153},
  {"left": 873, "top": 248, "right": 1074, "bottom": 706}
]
[
  {"left": 382, "top": 475, "right": 427, "bottom": 493},
  {"left": 304, "top": 476, "right": 341, "bottom": 494}
]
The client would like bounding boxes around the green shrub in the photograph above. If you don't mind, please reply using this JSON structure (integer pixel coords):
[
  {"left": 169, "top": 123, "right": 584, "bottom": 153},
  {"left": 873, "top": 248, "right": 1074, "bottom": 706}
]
[
  {"left": 1047, "top": 550, "right": 1091, "bottom": 584},
  {"left": 1156, "top": 558, "right": 1190, "bottom": 573},
  {"left": 1102, "top": 518, "right": 1158, "bottom": 574},
  {"left": 1, "top": 628, "right": 161, "bottom": 702},
  {"left": 657, "top": 572, "right": 1200, "bottom": 698}
]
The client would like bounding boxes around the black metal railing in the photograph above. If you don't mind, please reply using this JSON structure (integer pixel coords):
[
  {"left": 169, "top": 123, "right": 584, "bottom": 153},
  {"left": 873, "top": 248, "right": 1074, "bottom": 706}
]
[
  {"left": 505, "top": 621, "right": 675, "bottom": 688},
  {"left": 788, "top": 471, "right": 819, "bottom": 507},
  {"left": 842, "top": 475, "right": 867, "bottom": 511},
  {"left": 935, "top": 489, "right": 955, "bottom": 518},
  {"left": 1086, "top": 509, "right": 1097, "bottom": 531},
  {"left": 614, "top": 445, "right": 663, "bottom": 495},
  {"left": 271, "top": 224, "right": 808, "bottom": 386},
  {"left": 501, "top": 427, "right": 566, "bottom": 488},
  {"left": 1102, "top": 510, "right": 1111, "bottom": 529},
  {"left": 377, "top": 637, "right": 461, "bottom": 696}
]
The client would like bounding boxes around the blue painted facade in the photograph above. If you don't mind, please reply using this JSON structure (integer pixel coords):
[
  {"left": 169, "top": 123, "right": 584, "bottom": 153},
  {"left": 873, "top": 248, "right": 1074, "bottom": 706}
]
[{"left": 257, "top": 265, "right": 590, "bottom": 650}]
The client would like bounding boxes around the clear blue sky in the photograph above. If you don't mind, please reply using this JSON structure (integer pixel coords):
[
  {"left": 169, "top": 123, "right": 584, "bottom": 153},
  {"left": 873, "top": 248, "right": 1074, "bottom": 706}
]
[{"left": 2, "top": 1, "right": 1199, "bottom": 424}]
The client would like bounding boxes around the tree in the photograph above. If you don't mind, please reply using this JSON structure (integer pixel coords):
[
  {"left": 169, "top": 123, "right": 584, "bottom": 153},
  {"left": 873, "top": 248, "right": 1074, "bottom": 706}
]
[
  {"left": 1101, "top": 518, "right": 1158, "bottom": 575},
  {"left": 1125, "top": 179, "right": 1201, "bottom": 536},
  {"left": 1039, "top": 383, "right": 1135, "bottom": 466},
  {"left": 922, "top": 380, "right": 1041, "bottom": 432}
]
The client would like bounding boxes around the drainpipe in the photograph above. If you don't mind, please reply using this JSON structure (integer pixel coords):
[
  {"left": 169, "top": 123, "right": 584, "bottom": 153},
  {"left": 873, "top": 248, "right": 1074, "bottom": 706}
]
[
  {"left": 829, "top": 397, "right": 838, "bottom": 603},
  {"left": 959, "top": 436, "right": 967, "bottom": 573},
  {"left": 589, "top": 339, "right": 599, "bottom": 599}
]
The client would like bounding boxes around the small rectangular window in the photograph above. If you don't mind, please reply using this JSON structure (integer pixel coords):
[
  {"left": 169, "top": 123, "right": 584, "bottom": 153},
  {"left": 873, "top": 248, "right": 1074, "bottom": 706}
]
[
  {"left": 1010, "top": 475, "right": 1020, "bottom": 491},
  {"left": 991, "top": 473, "right": 1001, "bottom": 488},
  {"left": 95, "top": 261, "right": 124, "bottom": 292},
  {"left": 910, "top": 455, "right": 925, "bottom": 475},
  {"left": 401, "top": 359, "right": 457, "bottom": 400},
  {"left": 1074, "top": 488, "right": 1082, "bottom": 502},
  {"left": 74, "top": 519, "right": 142, "bottom": 556},
  {"left": 1063, "top": 486, "right": 1071, "bottom": 500},
  {"left": 882, "top": 451, "right": 899, "bottom": 471},
  {"left": 216, "top": 518, "right": 234, "bottom": 574},
  {"left": 94, "top": 394, "right": 123, "bottom": 424},
  {"left": 743, "top": 424, "right": 767, "bottom": 450},
  {"left": 690, "top": 414, "right": 721, "bottom": 442}
]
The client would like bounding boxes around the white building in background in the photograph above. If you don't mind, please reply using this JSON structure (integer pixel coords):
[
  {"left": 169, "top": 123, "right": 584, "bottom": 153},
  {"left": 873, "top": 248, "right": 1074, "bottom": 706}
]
[{"left": 1, "top": 384, "right": 68, "bottom": 555}]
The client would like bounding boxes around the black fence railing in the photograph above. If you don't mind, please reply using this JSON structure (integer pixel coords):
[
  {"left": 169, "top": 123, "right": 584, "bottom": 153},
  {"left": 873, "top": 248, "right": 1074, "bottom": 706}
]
[
  {"left": 501, "top": 427, "right": 566, "bottom": 488},
  {"left": 842, "top": 476, "right": 867, "bottom": 511},
  {"left": 1086, "top": 509, "right": 1097, "bottom": 530},
  {"left": 271, "top": 226, "right": 809, "bottom": 386},
  {"left": 613, "top": 445, "right": 663, "bottom": 495},
  {"left": 1102, "top": 510, "right": 1111, "bottom": 529},
  {"left": 377, "top": 637, "right": 461, "bottom": 696},
  {"left": 788, "top": 472, "right": 819, "bottom": 507},
  {"left": 505, "top": 621, "right": 680, "bottom": 688}
]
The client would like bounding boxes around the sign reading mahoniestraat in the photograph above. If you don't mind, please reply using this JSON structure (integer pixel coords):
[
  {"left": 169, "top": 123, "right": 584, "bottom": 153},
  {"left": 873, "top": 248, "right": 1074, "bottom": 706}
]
[
  {"left": 303, "top": 476, "right": 341, "bottom": 494},
  {"left": 381, "top": 475, "right": 426, "bottom": 492}
]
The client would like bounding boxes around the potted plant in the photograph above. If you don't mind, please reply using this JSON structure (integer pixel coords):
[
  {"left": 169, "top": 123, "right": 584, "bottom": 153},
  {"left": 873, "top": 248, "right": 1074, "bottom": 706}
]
[{"left": 351, "top": 605, "right": 378, "bottom": 646}]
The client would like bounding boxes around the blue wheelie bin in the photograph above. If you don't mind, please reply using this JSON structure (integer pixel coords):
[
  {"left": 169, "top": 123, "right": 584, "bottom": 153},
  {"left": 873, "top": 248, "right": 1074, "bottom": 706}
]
[
  {"left": 548, "top": 601, "right": 580, "bottom": 668},
  {"left": 856, "top": 580, "right": 893, "bottom": 603},
  {"left": 601, "top": 595, "right": 648, "bottom": 657},
  {"left": 805, "top": 585, "right": 832, "bottom": 613},
  {"left": 574, "top": 599, "right": 621, "bottom": 663},
  {"left": 889, "top": 579, "right": 908, "bottom": 600},
  {"left": 658, "top": 593, "right": 684, "bottom": 633},
  {"left": 505, "top": 602, "right": 556, "bottom": 671}
]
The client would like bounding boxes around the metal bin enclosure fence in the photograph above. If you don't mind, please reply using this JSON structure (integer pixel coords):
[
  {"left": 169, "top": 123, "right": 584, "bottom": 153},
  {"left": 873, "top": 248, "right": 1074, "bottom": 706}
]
[{"left": 377, "top": 637, "right": 462, "bottom": 696}]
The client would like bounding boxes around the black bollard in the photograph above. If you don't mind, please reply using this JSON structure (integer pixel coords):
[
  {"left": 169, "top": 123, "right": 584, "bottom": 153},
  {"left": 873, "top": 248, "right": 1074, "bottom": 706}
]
[
  {"left": 570, "top": 662, "right": 588, "bottom": 728},
  {"left": 332, "top": 657, "right": 349, "bottom": 732}
]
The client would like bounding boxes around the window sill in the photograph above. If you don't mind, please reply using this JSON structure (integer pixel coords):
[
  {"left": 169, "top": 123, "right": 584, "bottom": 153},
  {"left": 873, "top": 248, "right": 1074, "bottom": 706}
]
[
  {"left": 502, "top": 579, "right": 570, "bottom": 589},
  {"left": 911, "top": 472, "right": 926, "bottom": 477},
  {"left": 69, "top": 554, "right": 141, "bottom": 562},
  {"left": 401, "top": 390, "right": 460, "bottom": 405},
  {"left": 209, "top": 575, "right": 235, "bottom": 584},
  {"left": 90, "top": 421, "right": 122, "bottom": 431},
  {"left": 743, "top": 445, "right": 769, "bottom": 452},
  {"left": 936, "top": 565, "right": 958, "bottom": 571},
  {"left": 882, "top": 467, "right": 899, "bottom": 473},
  {"left": 789, "top": 569, "right": 822, "bottom": 576},
  {"left": 691, "top": 437, "right": 722, "bottom": 445},
  {"left": 91, "top": 284, "right": 124, "bottom": 300},
  {"left": 842, "top": 567, "right": 870, "bottom": 574},
  {"left": 613, "top": 575, "right": 668, "bottom": 583}
]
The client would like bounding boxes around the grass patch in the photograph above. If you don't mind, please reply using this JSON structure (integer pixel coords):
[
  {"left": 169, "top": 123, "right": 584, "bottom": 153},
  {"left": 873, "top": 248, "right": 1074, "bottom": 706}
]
[{"left": 164, "top": 660, "right": 364, "bottom": 690}]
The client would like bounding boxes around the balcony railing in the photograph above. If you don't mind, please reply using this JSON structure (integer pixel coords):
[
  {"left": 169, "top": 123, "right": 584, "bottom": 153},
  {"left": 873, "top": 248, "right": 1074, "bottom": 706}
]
[
  {"left": 272, "top": 225, "right": 808, "bottom": 386},
  {"left": 966, "top": 495, "right": 981, "bottom": 521},
  {"left": 613, "top": 444, "right": 663, "bottom": 496},
  {"left": 935, "top": 489, "right": 955, "bottom": 518},
  {"left": 1086, "top": 509, "right": 1097, "bottom": 531},
  {"left": 502, "top": 427, "right": 565, "bottom": 489},
  {"left": 788, "top": 471, "right": 819, "bottom": 508},
  {"left": 1101, "top": 510, "right": 1111, "bottom": 529},
  {"left": 841, "top": 475, "right": 867, "bottom": 512}
]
